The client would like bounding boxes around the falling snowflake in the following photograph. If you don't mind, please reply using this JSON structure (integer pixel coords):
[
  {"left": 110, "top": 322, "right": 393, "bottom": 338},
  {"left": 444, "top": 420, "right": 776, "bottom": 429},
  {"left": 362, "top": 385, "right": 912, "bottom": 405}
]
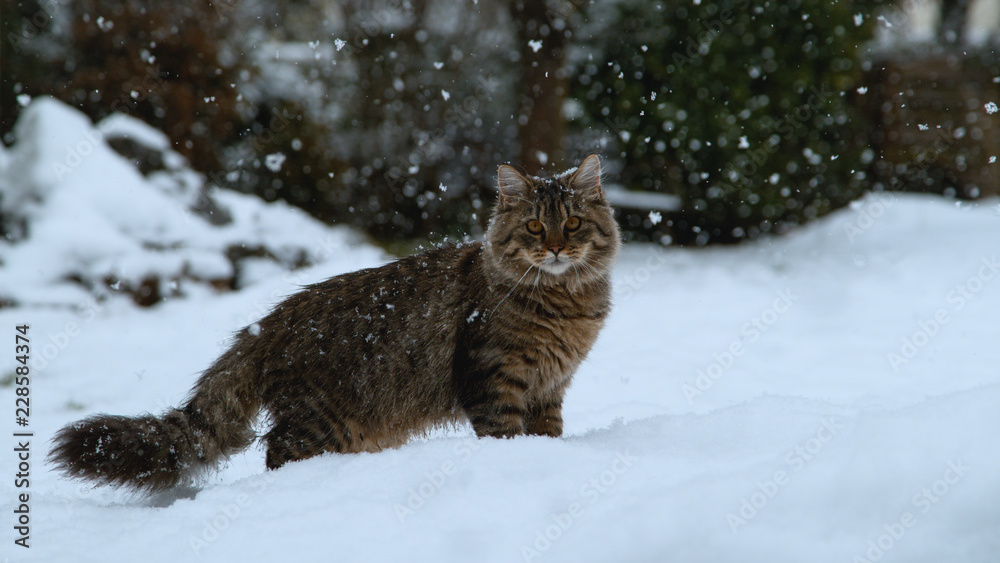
[
  {"left": 918, "top": 124, "right": 929, "bottom": 131},
  {"left": 441, "top": 90, "right": 450, "bottom": 101},
  {"left": 433, "top": 62, "right": 444, "bottom": 70},
  {"left": 648, "top": 211, "right": 662, "bottom": 225},
  {"left": 265, "top": 153, "right": 286, "bottom": 172},
  {"left": 989, "top": 156, "right": 997, "bottom": 164},
  {"left": 334, "top": 38, "right": 347, "bottom": 51},
  {"left": 738, "top": 136, "right": 750, "bottom": 149},
  {"left": 985, "top": 102, "right": 999, "bottom": 115},
  {"left": 439, "top": 182, "right": 448, "bottom": 192},
  {"left": 856, "top": 86, "right": 868, "bottom": 95},
  {"left": 528, "top": 39, "right": 543, "bottom": 53}
]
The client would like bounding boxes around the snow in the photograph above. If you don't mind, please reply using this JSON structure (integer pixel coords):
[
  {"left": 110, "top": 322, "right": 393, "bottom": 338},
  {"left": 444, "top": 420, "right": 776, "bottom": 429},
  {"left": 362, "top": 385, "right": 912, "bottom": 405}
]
[
  {"left": 603, "top": 184, "right": 681, "bottom": 212},
  {"left": 97, "top": 112, "right": 172, "bottom": 152},
  {"left": 264, "top": 152, "right": 286, "bottom": 172},
  {"left": 985, "top": 102, "right": 998, "bottom": 115},
  {"left": 2, "top": 102, "right": 1000, "bottom": 562}
]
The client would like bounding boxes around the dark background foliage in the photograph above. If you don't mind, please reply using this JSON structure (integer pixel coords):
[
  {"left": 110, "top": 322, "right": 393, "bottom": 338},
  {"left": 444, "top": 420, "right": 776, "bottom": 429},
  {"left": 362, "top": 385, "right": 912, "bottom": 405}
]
[
  {"left": 2, "top": 0, "right": 997, "bottom": 248},
  {"left": 576, "top": 0, "right": 883, "bottom": 244}
]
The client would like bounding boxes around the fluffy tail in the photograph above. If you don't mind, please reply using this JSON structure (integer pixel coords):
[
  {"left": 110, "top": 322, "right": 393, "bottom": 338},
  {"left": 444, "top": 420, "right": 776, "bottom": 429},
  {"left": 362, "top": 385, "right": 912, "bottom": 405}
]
[{"left": 49, "top": 347, "right": 260, "bottom": 493}]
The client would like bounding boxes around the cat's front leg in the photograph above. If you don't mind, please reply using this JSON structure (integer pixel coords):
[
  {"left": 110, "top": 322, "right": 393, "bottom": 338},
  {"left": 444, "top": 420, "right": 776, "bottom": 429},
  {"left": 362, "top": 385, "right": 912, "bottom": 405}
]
[
  {"left": 525, "top": 399, "right": 564, "bottom": 437},
  {"left": 462, "top": 369, "right": 530, "bottom": 439}
]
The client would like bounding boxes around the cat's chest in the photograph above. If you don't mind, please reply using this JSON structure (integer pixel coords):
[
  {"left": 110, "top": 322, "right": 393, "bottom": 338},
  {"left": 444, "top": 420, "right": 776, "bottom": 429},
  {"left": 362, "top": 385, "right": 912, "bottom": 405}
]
[
  {"left": 475, "top": 279, "right": 611, "bottom": 389},
  {"left": 516, "top": 313, "right": 604, "bottom": 386}
]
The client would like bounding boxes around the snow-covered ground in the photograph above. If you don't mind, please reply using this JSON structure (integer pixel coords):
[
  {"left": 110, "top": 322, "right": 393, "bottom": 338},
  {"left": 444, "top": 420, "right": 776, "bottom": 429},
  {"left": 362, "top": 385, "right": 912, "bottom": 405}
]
[{"left": 2, "top": 100, "right": 1000, "bottom": 562}]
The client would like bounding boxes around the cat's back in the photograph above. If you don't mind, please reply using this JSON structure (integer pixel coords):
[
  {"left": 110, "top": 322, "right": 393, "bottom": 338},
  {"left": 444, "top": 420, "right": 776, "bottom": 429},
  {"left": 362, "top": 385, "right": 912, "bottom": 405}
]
[{"left": 249, "top": 242, "right": 485, "bottom": 380}]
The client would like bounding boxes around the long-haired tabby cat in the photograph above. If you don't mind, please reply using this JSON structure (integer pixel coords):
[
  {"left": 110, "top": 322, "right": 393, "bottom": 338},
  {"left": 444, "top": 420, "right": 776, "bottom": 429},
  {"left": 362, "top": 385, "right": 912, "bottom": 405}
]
[{"left": 49, "top": 154, "right": 620, "bottom": 492}]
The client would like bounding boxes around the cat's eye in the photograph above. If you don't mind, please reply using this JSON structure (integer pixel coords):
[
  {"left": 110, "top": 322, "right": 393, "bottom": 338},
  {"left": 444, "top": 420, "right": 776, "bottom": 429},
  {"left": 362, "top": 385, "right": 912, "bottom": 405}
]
[
  {"left": 526, "top": 220, "right": 544, "bottom": 234},
  {"left": 565, "top": 216, "right": 581, "bottom": 232}
]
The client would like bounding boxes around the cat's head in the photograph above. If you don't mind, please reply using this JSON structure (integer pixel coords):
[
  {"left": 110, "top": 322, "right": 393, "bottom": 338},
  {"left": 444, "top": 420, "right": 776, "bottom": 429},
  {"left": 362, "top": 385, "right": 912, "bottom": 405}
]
[{"left": 486, "top": 154, "right": 621, "bottom": 285}]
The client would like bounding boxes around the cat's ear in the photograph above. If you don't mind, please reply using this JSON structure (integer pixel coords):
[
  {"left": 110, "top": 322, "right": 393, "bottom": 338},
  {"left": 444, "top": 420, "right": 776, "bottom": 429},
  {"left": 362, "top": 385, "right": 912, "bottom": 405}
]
[
  {"left": 497, "top": 164, "right": 531, "bottom": 206},
  {"left": 570, "top": 154, "right": 603, "bottom": 200}
]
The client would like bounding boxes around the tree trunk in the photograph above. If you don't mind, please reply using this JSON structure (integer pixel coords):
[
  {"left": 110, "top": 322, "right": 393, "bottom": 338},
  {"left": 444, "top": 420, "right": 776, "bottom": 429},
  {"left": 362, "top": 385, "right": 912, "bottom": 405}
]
[
  {"left": 509, "top": 0, "right": 573, "bottom": 174},
  {"left": 938, "top": 0, "right": 971, "bottom": 45}
]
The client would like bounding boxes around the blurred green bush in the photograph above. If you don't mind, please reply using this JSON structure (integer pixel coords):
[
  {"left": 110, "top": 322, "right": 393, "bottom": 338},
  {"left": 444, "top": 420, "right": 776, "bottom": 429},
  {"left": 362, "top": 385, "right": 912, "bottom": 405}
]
[{"left": 575, "top": 0, "right": 885, "bottom": 244}]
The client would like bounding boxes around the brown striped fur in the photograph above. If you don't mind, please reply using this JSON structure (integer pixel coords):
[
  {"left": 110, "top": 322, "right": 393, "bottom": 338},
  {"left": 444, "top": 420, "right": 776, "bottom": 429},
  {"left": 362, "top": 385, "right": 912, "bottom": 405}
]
[{"left": 49, "top": 154, "right": 620, "bottom": 492}]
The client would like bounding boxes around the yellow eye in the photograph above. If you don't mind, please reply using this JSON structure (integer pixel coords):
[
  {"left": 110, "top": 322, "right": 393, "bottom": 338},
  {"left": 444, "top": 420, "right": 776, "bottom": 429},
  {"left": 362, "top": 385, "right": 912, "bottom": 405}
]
[
  {"left": 565, "top": 216, "right": 581, "bottom": 231},
  {"left": 526, "top": 220, "right": 544, "bottom": 234}
]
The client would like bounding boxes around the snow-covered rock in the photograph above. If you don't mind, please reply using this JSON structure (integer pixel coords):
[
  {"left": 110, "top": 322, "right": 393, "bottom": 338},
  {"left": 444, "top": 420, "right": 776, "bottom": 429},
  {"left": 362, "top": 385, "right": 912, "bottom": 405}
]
[{"left": 0, "top": 97, "right": 379, "bottom": 307}]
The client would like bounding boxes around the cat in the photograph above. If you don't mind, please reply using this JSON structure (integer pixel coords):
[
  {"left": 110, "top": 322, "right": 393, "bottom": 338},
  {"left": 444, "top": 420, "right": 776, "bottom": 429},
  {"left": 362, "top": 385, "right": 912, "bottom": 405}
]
[{"left": 49, "top": 154, "right": 621, "bottom": 492}]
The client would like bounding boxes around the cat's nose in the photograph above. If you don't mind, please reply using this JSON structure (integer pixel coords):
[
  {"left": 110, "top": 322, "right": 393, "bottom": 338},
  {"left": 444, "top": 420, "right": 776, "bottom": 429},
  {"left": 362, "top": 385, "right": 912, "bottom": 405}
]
[{"left": 548, "top": 244, "right": 564, "bottom": 256}]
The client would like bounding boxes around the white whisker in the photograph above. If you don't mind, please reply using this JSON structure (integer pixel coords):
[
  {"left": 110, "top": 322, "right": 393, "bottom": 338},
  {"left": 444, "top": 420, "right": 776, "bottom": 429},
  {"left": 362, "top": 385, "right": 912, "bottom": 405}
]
[{"left": 491, "top": 264, "right": 535, "bottom": 316}]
